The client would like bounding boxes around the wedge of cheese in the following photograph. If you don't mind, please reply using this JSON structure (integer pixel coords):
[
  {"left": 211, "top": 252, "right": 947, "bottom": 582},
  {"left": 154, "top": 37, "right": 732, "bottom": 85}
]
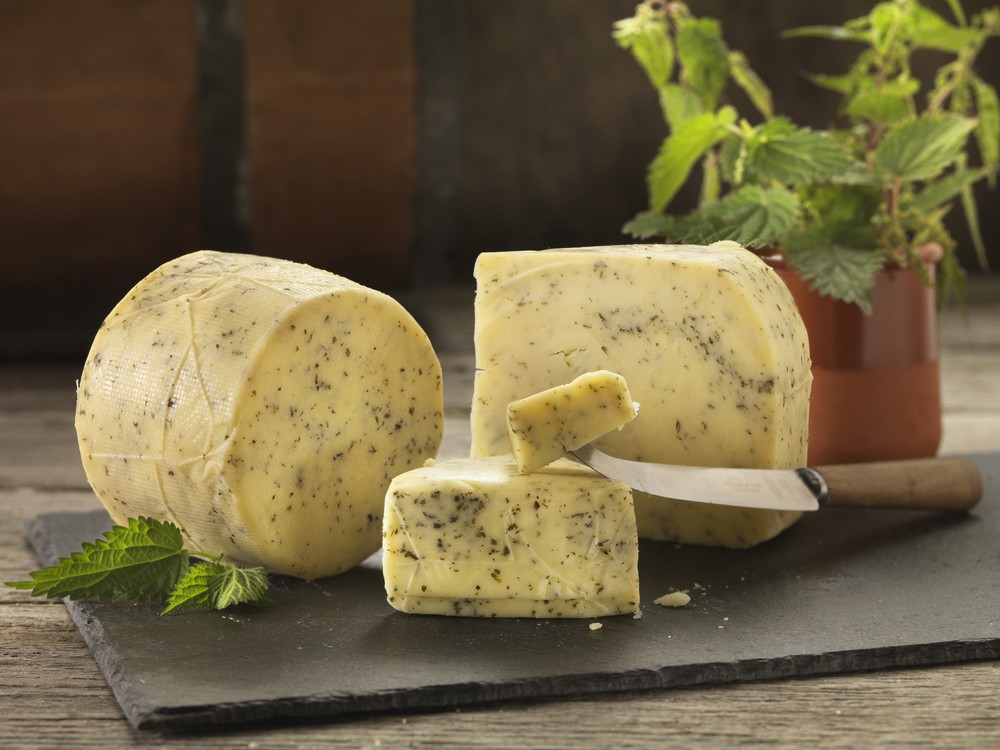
[
  {"left": 75, "top": 250, "right": 443, "bottom": 579},
  {"left": 506, "top": 370, "right": 638, "bottom": 473},
  {"left": 382, "top": 455, "right": 640, "bottom": 618},
  {"left": 472, "top": 243, "right": 811, "bottom": 548}
]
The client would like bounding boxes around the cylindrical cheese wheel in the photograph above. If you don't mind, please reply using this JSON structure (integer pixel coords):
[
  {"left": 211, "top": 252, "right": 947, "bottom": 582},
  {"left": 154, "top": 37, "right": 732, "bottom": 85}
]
[{"left": 75, "top": 251, "right": 443, "bottom": 579}]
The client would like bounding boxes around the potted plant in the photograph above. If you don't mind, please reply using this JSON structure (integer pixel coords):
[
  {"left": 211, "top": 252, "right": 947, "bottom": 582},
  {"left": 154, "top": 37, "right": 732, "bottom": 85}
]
[{"left": 613, "top": 0, "right": 999, "bottom": 464}]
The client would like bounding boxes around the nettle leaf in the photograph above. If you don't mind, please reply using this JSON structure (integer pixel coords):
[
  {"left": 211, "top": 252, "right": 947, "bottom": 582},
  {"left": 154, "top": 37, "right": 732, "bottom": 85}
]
[
  {"left": 622, "top": 210, "right": 678, "bottom": 239},
  {"left": 910, "top": 5, "right": 982, "bottom": 53},
  {"left": 804, "top": 72, "right": 856, "bottom": 95},
  {"left": 682, "top": 185, "right": 799, "bottom": 247},
  {"left": 781, "top": 25, "right": 868, "bottom": 42},
  {"left": 161, "top": 561, "right": 220, "bottom": 614},
  {"left": 162, "top": 560, "right": 270, "bottom": 615},
  {"left": 6, "top": 517, "right": 188, "bottom": 603},
  {"left": 212, "top": 565, "right": 271, "bottom": 609},
  {"left": 960, "top": 174, "right": 990, "bottom": 270},
  {"left": 875, "top": 114, "right": 976, "bottom": 180},
  {"left": 647, "top": 107, "right": 736, "bottom": 212},
  {"left": 746, "top": 119, "right": 857, "bottom": 184},
  {"left": 971, "top": 76, "right": 1000, "bottom": 178},
  {"left": 612, "top": 6, "right": 674, "bottom": 90},
  {"left": 784, "top": 236, "right": 886, "bottom": 313},
  {"left": 846, "top": 90, "right": 911, "bottom": 123},
  {"left": 803, "top": 183, "right": 883, "bottom": 229},
  {"left": 910, "top": 167, "right": 987, "bottom": 212},
  {"left": 676, "top": 17, "right": 730, "bottom": 108},
  {"left": 844, "top": 77, "right": 919, "bottom": 124},
  {"left": 660, "top": 84, "right": 704, "bottom": 130},
  {"left": 728, "top": 50, "right": 772, "bottom": 119}
]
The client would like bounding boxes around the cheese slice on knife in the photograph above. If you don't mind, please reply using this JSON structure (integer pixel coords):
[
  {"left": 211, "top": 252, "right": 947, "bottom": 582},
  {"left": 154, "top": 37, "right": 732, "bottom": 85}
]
[
  {"left": 471, "top": 243, "right": 812, "bottom": 548},
  {"left": 506, "top": 370, "right": 638, "bottom": 473},
  {"left": 75, "top": 250, "right": 444, "bottom": 579}
]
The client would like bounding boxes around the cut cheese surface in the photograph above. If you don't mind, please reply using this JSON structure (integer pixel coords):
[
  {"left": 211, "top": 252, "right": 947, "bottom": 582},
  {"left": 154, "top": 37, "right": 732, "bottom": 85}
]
[
  {"left": 506, "top": 370, "right": 638, "bottom": 473},
  {"left": 382, "top": 455, "right": 640, "bottom": 618},
  {"left": 471, "top": 243, "right": 811, "bottom": 548},
  {"left": 75, "top": 250, "right": 444, "bottom": 579}
]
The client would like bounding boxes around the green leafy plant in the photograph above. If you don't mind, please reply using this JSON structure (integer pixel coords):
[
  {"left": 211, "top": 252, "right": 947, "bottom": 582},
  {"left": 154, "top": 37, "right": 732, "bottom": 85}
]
[
  {"left": 5, "top": 517, "right": 271, "bottom": 615},
  {"left": 614, "top": 0, "right": 999, "bottom": 311}
]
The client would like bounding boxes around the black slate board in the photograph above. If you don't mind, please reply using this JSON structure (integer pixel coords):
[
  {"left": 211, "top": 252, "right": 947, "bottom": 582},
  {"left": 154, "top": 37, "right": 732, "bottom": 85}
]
[{"left": 26, "top": 453, "right": 1000, "bottom": 731}]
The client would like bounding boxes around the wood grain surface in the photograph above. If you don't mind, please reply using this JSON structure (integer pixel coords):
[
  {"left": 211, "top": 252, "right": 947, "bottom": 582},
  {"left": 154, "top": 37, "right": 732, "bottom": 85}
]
[{"left": 2, "top": 284, "right": 999, "bottom": 748}]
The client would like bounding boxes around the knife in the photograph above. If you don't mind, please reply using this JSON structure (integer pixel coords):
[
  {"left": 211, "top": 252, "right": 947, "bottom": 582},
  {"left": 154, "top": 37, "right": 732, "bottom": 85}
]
[{"left": 570, "top": 444, "right": 982, "bottom": 512}]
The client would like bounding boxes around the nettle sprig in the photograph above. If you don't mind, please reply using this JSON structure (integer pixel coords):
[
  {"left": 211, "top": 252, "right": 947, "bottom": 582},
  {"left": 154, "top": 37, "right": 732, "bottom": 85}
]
[
  {"left": 6, "top": 517, "right": 271, "bottom": 615},
  {"left": 615, "top": 0, "right": 999, "bottom": 311}
]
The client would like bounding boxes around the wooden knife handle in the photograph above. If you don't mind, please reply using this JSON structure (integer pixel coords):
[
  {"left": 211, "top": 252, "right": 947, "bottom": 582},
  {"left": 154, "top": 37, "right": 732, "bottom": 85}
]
[{"left": 816, "top": 458, "right": 982, "bottom": 512}]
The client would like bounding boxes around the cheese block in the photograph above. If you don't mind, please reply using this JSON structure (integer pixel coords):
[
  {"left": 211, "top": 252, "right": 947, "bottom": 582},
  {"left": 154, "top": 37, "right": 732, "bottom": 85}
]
[
  {"left": 75, "top": 250, "right": 444, "bottom": 579},
  {"left": 506, "top": 370, "right": 638, "bottom": 473},
  {"left": 471, "top": 243, "right": 811, "bottom": 548},
  {"left": 382, "top": 455, "right": 640, "bottom": 618}
]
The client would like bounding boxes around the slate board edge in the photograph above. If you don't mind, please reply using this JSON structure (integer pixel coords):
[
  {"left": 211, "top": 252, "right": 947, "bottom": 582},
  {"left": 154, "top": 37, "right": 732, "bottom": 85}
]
[
  {"left": 129, "top": 642, "right": 1000, "bottom": 731},
  {"left": 22, "top": 502, "right": 1000, "bottom": 732}
]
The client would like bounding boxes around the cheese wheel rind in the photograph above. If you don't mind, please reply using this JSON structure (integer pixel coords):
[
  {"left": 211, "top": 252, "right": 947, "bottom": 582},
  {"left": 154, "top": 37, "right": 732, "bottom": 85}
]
[{"left": 75, "top": 250, "right": 444, "bottom": 578}]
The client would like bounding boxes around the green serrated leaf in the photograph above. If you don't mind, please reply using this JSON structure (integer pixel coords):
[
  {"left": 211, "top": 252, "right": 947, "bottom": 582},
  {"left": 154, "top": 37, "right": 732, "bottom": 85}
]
[
  {"left": 910, "top": 5, "right": 983, "bottom": 53},
  {"left": 210, "top": 565, "right": 270, "bottom": 610},
  {"left": 161, "top": 560, "right": 270, "bottom": 615},
  {"left": 682, "top": 185, "right": 799, "bottom": 247},
  {"left": 5, "top": 517, "right": 188, "bottom": 603},
  {"left": 647, "top": 108, "right": 735, "bottom": 212},
  {"left": 804, "top": 72, "right": 857, "bottom": 95},
  {"left": 784, "top": 236, "right": 886, "bottom": 313},
  {"left": 622, "top": 210, "right": 678, "bottom": 239},
  {"left": 613, "top": 5, "right": 674, "bottom": 90},
  {"left": 676, "top": 17, "right": 730, "bottom": 109},
  {"left": 161, "top": 560, "right": 223, "bottom": 614},
  {"left": 781, "top": 25, "right": 868, "bottom": 42},
  {"left": 802, "top": 183, "right": 883, "bottom": 231},
  {"left": 659, "top": 84, "right": 704, "bottom": 130},
  {"left": 874, "top": 114, "right": 976, "bottom": 180},
  {"left": 728, "top": 50, "right": 772, "bottom": 119},
  {"left": 846, "top": 90, "right": 912, "bottom": 123},
  {"left": 910, "top": 167, "right": 987, "bottom": 211},
  {"left": 971, "top": 76, "right": 1000, "bottom": 179},
  {"left": 960, "top": 176, "right": 990, "bottom": 270},
  {"left": 746, "top": 120, "right": 857, "bottom": 184}
]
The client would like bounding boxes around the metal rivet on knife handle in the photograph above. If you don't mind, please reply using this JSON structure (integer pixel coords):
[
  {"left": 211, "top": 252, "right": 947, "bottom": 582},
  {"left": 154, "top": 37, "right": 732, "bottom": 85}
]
[{"left": 815, "top": 458, "right": 983, "bottom": 512}]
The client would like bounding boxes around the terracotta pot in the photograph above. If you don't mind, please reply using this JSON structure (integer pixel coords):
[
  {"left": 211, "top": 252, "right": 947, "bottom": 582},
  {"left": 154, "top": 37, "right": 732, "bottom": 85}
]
[{"left": 761, "top": 252, "right": 942, "bottom": 465}]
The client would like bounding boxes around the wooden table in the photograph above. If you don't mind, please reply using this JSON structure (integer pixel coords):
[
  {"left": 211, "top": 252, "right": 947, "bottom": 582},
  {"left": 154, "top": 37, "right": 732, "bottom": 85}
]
[{"left": 3, "top": 281, "right": 999, "bottom": 749}]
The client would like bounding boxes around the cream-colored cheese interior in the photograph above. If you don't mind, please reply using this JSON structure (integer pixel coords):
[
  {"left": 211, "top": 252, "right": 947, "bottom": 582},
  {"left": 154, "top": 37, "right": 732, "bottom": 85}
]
[
  {"left": 471, "top": 244, "right": 811, "bottom": 548},
  {"left": 506, "top": 370, "right": 638, "bottom": 474},
  {"left": 382, "top": 455, "right": 640, "bottom": 618},
  {"left": 76, "top": 250, "right": 444, "bottom": 579}
]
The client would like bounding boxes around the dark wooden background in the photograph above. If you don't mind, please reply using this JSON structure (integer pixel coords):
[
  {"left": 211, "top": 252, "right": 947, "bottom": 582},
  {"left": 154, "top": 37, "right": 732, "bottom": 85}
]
[{"left": 1, "top": 0, "right": 996, "bottom": 359}]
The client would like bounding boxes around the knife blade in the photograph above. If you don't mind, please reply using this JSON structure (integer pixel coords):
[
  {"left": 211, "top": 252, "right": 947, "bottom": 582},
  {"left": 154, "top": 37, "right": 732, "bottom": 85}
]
[{"left": 570, "top": 444, "right": 982, "bottom": 513}]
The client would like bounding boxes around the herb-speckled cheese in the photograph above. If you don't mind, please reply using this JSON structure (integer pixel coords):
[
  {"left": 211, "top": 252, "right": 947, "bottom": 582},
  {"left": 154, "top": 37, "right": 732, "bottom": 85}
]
[
  {"left": 75, "top": 250, "right": 444, "bottom": 579},
  {"left": 471, "top": 243, "right": 811, "bottom": 548},
  {"left": 506, "top": 370, "right": 638, "bottom": 473},
  {"left": 382, "top": 455, "right": 640, "bottom": 618}
]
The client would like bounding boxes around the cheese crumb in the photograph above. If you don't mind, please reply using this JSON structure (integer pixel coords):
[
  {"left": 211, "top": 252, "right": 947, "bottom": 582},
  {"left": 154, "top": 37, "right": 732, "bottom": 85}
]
[
  {"left": 654, "top": 591, "right": 691, "bottom": 608},
  {"left": 589, "top": 622, "right": 603, "bottom": 631}
]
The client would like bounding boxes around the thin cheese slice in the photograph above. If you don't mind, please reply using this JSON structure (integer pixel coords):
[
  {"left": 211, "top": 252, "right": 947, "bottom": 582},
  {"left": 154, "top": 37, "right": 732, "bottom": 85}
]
[
  {"left": 471, "top": 243, "right": 811, "bottom": 548},
  {"left": 382, "top": 455, "right": 640, "bottom": 618},
  {"left": 506, "top": 370, "right": 638, "bottom": 473},
  {"left": 75, "top": 250, "right": 444, "bottom": 579}
]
